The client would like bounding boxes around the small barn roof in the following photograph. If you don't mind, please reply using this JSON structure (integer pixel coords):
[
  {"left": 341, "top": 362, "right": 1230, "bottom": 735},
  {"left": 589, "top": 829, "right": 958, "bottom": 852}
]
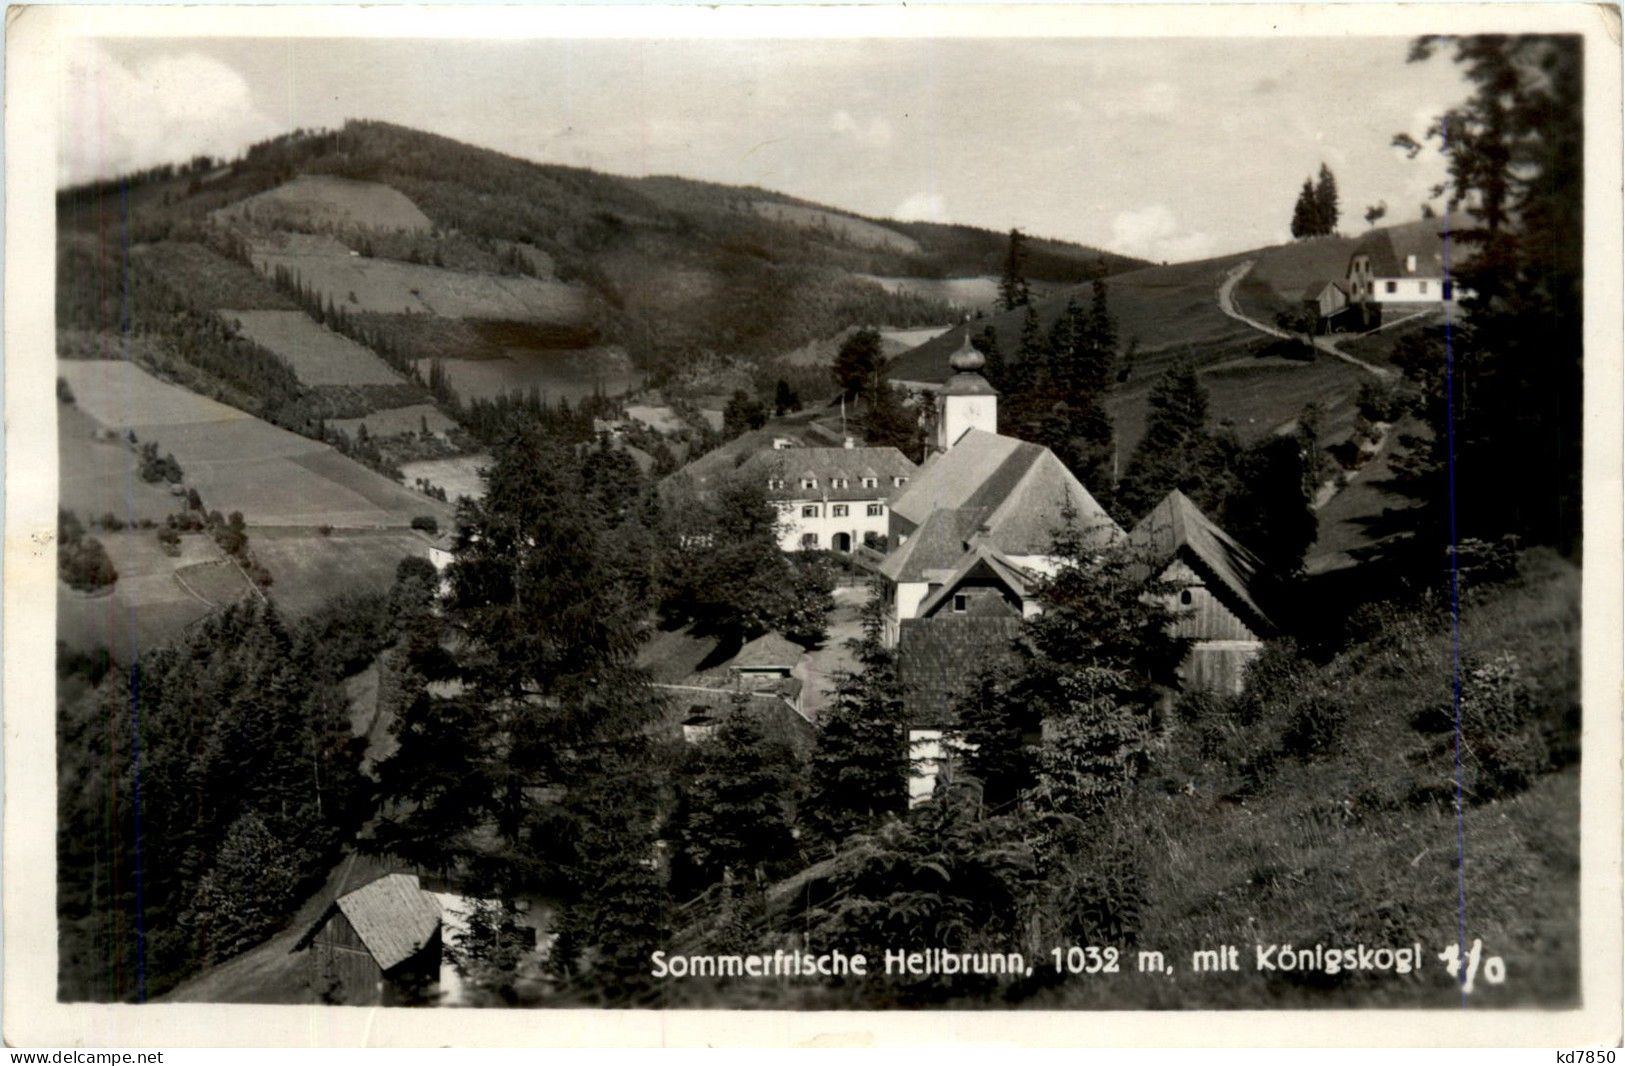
[
  {"left": 731, "top": 632, "right": 804, "bottom": 671},
  {"left": 1129, "top": 489, "right": 1274, "bottom": 634},
  {"left": 297, "top": 873, "right": 442, "bottom": 972},
  {"left": 1301, "top": 279, "right": 1344, "bottom": 301}
]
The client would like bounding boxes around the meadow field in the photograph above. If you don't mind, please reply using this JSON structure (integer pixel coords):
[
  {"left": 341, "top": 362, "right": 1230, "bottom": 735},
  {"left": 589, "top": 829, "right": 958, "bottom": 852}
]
[
  {"left": 213, "top": 174, "right": 433, "bottom": 234},
  {"left": 250, "top": 233, "right": 591, "bottom": 321},
  {"left": 330, "top": 403, "right": 457, "bottom": 439},
  {"left": 747, "top": 200, "right": 922, "bottom": 255},
  {"left": 58, "top": 360, "right": 452, "bottom": 528},
  {"left": 224, "top": 309, "right": 404, "bottom": 386},
  {"left": 399, "top": 453, "right": 490, "bottom": 503}
]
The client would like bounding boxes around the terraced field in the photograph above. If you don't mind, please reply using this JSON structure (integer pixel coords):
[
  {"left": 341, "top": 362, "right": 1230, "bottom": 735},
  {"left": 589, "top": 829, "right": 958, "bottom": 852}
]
[
  {"left": 223, "top": 310, "right": 403, "bottom": 386},
  {"left": 329, "top": 404, "right": 456, "bottom": 439},
  {"left": 213, "top": 175, "right": 433, "bottom": 233},
  {"left": 249, "top": 233, "right": 591, "bottom": 321},
  {"left": 56, "top": 530, "right": 250, "bottom": 663},
  {"left": 58, "top": 360, "right": 452, "bottom": 528},
  {"left": 399, "top": 454, "right": 489, "bottom": 503}
]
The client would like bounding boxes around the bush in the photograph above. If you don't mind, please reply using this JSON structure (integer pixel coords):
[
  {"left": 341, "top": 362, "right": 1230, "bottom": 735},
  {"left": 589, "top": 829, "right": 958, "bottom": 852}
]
[
  {"left": 1355, "top": 378, "right": 1406, "bottom": 423},
  {"left": 1282, "top": 694, "right": 1348, "bottom": 759},
  {"left": 410, "top": 515, "right": 439, "bottom": 535},
  {"left": 1459, "top": 653, "right": 1547, "bottom": 800},
  {"left": 60, "top": 536, "right": 118, "bottom": 591}
]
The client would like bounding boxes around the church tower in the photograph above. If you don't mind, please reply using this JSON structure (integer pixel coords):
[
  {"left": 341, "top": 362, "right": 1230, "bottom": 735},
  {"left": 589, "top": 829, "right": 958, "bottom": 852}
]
[{"left": 935, "top": 330, "right": 999, "bottom": 452}]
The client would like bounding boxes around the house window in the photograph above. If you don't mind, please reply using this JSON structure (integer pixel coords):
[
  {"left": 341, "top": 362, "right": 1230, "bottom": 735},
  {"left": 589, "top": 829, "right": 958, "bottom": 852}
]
[
  {"left": 893, "top": 475, "right": 909, "bottom": 487},
  {"left": 952, "top": 594, "right": 968, "bottom": 613},
  {"left": 802, "top": 505, "right": 819, "bottom": 518},
  {"left": 862, "top": 476, "right": 878, "bottom": 489},
  {"left": 832, "top": 478, "right": 848, "bottom": 489},
  {"left": 767, "top": 478, "right": 785, "bottom": 490},
  {"left": 1385, "top": 281, "right": 1398, "bottom": 294},
  {"left": 1442, "top": 281, "right": 1454, "bottom": 300},
  {"left": 832, "top": 504, "right": 849, "bottom": 517},
  {"left": 800, "top": 478, "right": 817, "bottom": 490},
  {"left": 801, "top": 533, "right": 818, "bottom": 548},
  {"left": 867, "top": 503, "right": 883, "bottom": 517},
  {"left": 1418, "top": 281, "right": 1429, "bottom": 295},
  {"left": 1180, "top": 589, "right": 1193, "bottom": 606}
]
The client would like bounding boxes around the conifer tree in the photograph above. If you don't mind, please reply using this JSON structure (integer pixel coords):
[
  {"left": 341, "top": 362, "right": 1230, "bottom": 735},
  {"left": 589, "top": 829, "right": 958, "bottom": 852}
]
[
  {"left": 998, "top": 228, "right": 1032, "bottom": 311},
  {"left": 1313, "top": 163, "right": 1340, "bottom": 235},
  {"left": 1290, "top": 178, "right": 1318, "bottom": 239},
  {"left": 805, "top": 582, "right": 911, "bottom": 844},
  {"left": 667, "top": 696, "right": 801, "bottom": 898}
]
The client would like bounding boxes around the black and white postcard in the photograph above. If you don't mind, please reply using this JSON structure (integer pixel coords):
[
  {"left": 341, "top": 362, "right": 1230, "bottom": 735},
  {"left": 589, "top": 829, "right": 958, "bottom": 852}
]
[{"left": 5, "top": 2, "right": 1621, "bottom": 1048}]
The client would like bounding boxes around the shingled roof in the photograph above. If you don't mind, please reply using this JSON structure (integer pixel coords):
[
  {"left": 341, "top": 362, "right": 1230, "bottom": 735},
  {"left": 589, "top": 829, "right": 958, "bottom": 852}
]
[
  {"left": 1347, "top": 214, "right": 1473, "bottom": 279},
  {"left": 1129, "top": 489, "right": 1274, "bottom": 634},
  {"left": 297, "top": 873, "right": 443, "bottom": 972},
  {"left": 915, "top": 548, "right": 1033, "bottom": 618},
  {"left": 730, "top": 632, "right": 805, "bottom": 671},
  {"left": 737, "top": 446, "right": 918, "bottom": 502},
  {"left": 897, "top": 615, "right": 1023, "bottom": 728},
  {"left": 888, "top": 430, "right": 1121, "bottom": 560}
]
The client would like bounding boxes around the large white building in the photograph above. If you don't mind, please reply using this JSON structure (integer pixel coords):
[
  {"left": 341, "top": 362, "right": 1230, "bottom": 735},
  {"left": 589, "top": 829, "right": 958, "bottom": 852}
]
[{"left": 737, "top": 442, "right": 918, "bottom": 552}]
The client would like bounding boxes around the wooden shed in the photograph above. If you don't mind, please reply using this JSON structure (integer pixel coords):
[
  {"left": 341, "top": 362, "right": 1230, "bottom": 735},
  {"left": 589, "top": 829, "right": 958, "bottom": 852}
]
[
  {"left": 295, "top": 873, "right": 444, "bottom": 1006},
  {"left": 1130, "top": 490, "right": 1277, "bottom": 695}
]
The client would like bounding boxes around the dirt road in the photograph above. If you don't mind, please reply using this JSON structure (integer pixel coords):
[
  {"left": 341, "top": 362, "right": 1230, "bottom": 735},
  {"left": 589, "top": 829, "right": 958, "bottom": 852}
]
[{"left": 1216, "top": 260, "right": 1393, "bottom": 379}]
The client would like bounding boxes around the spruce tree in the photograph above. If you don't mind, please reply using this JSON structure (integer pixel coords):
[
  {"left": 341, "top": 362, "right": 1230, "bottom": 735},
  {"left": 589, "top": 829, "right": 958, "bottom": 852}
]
[
  {"left": 1313, "top": 163, "right": 1340, "bottom": 235},
  {"left": 998, "top": 228, "right": 1032, "bottom": 311},
  {"left": 1290, "top": 178, "right": 1317, "bottom": 239},
  {"left": 805, "top": 583, "right": 911, "bottom": 844},
  {"left": 1115, "top": 361, "right": 1218, "bottom": 520},
  {"left": 667, "top": 697, "right": 801, "bottom": 898}
]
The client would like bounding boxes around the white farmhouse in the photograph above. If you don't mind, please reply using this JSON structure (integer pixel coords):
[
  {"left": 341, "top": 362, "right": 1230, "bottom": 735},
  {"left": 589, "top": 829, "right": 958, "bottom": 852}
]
[{"left": 1345, "top": 214, "right": 1474, "bottom": 309}]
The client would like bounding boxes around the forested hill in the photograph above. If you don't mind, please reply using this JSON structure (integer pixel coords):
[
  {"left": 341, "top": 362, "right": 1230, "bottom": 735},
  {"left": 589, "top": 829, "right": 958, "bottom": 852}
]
[{"left": 57, "top": 120, "right": 1145, "bottom": 381}]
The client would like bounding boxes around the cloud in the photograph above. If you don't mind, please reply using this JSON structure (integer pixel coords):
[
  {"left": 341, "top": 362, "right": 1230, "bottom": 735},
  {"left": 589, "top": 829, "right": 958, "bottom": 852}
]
[
  {"left": 60, "top": 43, "right": 284, "bottom": 185},
  {"left": 1099, "top": 80, "right": 1180, "bottom": 119},
  {"left": 892, "top": 191, "right": 948, "bottom": 223},
  {"left": 1109, "top": 204, "right": 1215, "bottom": 263},
  {"left": 829, "top": 109, "right": 893, "bottom": 150}
]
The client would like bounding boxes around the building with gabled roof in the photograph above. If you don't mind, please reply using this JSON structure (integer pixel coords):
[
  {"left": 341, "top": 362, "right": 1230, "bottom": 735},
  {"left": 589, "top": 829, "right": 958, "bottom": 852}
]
[
  {"left": 1129, "top": 488, "right": 1276, "bottom": 695},
  {"left": 732, "top": 442, "right": 918, "bottom": 552},
  {"left": 295, "top": 873, "right": 444, "bottom": 1006},
  {"left": 1345, "top": 215, "right": 1473, "bottom": 311}
]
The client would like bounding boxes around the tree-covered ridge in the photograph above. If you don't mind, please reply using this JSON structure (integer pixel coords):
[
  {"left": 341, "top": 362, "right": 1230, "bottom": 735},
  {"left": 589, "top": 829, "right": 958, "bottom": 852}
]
[{"left": 58, "top": 121, "right": 1147, "bottom": 386}]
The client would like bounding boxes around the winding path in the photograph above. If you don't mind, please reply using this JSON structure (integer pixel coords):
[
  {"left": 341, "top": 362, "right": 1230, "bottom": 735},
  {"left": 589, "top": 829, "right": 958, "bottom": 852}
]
[{"left": 1216, "top": 260, "right": 1394, "bottom": 379}]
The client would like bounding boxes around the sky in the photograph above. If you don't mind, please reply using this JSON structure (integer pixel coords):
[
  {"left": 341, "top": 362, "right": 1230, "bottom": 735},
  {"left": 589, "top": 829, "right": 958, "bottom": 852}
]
[{"left": 59, "top": 35, "right": 1470, "bottom": 262}]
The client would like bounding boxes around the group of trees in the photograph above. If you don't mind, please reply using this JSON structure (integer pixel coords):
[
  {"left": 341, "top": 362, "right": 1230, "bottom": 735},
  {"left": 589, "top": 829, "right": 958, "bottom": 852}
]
[
  {"left": 831, "top": 327, "right": 929, "bottom": 461},
  {"left": 1387, "top": 34, "right": 1583, "bottom": 560},
  {"left": 659, "top": 472, "right": 836, "bottom": 648},
  {"left": 1289, "top": 164, "right": 1341, "bottom": 239},
  {"left": 57, "top": 509, "right": 118, "bottom": 592},
  {"left": 57, "top": 593, "right": 391, "bottom": 1000},
  {"left": 1115, "top": 362, "right": 1325, "bottom": 578}
]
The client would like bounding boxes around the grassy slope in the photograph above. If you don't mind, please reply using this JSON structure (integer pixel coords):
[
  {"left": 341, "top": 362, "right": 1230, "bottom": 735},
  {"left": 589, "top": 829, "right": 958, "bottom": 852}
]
[{"left": 1042, "top": 550, "right": 1581, "bottom": 1009}]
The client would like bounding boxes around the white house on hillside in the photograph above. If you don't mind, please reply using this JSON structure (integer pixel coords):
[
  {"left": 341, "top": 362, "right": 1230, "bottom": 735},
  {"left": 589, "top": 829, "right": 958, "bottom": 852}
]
[{"left": 1345, "top": 215, "right": 1473, "bottom": 308}]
